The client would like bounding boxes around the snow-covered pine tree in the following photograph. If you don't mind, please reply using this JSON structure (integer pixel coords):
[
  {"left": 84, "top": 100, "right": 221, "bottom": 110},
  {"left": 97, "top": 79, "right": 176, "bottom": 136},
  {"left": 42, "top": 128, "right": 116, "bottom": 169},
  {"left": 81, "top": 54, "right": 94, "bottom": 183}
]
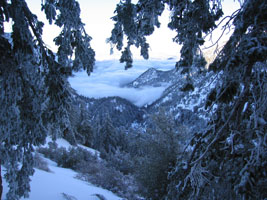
[
  {"left": 0, "top": 0, "right": 95, "bottom": 199},
  {"left": 135, "top": 109, "right": 186, "bottom": 199},
  {"left": 110, "top": 0, "right": 267, "bottom": 199},
  {"left": 76, "top": 104, "right": 94, "bottom": 147},
  {"left": 108, "top": 0, "right": 222, "bottom": 72},
  {"left": 98, "top": 114, "right": 119, "bottom": 155},
  {"left": 107, "top": 0, "right": 165, "bottom": 69}
]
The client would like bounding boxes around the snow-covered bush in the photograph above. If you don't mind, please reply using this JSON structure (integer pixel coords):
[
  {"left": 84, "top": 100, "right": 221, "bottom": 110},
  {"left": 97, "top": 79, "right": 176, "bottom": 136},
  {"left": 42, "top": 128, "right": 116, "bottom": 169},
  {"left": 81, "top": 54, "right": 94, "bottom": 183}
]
[
  {"left": 37, "top": 143, "right": 97, "bottom": 170},
  {"left": 77, "top": 166, "right": 139, "bottom": 200},
  {"left": 103, "top": 149, "right": 136, "bottom": 175},
  {"left": 33, "top": 153, "right": 51, "bottom": 172},
  {"left": 37, "top": 142, "right": 59, "bottom": 162}
]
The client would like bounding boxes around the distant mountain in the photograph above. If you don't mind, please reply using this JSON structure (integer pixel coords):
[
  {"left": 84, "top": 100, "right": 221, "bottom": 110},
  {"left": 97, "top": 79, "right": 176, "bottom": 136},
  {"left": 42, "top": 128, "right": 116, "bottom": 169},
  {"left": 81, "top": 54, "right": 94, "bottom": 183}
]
[
  {"left": 69, "top": 66, "right": 217, "bottom": 135},
  {"left": 125, "top": 68, "right": 178, "bottom": 88},
  {"left": 146, "top": 70, "right": 216, "bottom": 132},
  {"left": 125, "top": 66, "right": 216, "bottom": 132}
]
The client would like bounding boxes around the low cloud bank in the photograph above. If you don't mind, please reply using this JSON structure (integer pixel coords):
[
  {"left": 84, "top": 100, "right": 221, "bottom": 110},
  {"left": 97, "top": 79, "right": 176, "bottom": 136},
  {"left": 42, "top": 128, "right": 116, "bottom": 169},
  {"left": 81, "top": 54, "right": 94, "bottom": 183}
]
[{"left": 69, "top": 59, "right": 175, "bottom": 107}]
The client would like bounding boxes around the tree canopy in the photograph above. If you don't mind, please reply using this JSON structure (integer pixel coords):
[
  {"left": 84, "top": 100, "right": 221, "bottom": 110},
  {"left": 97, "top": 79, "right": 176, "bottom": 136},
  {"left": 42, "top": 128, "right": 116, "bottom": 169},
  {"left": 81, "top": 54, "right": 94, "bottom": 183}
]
[{"left": 0, "top": 0, "right": 94, "bottom": 199}]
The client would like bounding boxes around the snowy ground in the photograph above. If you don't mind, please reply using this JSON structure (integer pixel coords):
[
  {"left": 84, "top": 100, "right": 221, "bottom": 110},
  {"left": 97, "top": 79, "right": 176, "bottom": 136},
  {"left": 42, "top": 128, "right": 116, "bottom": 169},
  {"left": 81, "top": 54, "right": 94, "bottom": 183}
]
[
  {"left": 2, "top": 139, "right": 121, "bottom": 200},
  {"left": 68, "top": 59, "right": 176, "bottom": 107}
]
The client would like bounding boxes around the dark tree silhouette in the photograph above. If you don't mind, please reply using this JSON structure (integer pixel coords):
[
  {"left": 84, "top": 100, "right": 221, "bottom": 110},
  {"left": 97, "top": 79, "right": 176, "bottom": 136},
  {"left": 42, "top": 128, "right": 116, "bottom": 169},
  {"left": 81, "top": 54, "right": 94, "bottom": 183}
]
[{"left": 0, "top": 0, "right": 95, "bottom": 199}]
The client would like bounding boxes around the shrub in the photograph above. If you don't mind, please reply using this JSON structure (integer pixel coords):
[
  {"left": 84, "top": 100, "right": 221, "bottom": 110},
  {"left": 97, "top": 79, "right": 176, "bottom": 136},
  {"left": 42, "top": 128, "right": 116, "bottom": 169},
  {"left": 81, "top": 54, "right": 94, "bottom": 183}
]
[
  {"left": 33, "top": 153, "right": 51, "bottom": 172},
  {"left": 37, "top": 141, "right": 58, "bottom": 161},
  {"left": 104, "top": 148, "right": 135, "bottom": 175},
  {"left": 77, "top": 163, "right": 139, "bottom": 200},
  {"left": 37, "top": 143, "right": 97, "bottom": 170}
]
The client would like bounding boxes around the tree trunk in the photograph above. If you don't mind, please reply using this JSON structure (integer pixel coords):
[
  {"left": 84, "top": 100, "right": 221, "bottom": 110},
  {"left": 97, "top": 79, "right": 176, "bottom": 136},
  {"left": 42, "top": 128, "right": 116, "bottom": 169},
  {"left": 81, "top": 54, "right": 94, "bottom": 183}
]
[{"left": 0, "top": 159, "right": 2, "bottom": 200}]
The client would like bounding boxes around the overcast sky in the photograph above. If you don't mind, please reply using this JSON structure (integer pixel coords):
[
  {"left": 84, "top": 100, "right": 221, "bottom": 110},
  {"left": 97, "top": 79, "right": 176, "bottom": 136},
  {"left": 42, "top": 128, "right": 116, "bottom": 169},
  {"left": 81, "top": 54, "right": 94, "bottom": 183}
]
[{"left": 24, "top": 0, "right": 241, "bottom": 60}]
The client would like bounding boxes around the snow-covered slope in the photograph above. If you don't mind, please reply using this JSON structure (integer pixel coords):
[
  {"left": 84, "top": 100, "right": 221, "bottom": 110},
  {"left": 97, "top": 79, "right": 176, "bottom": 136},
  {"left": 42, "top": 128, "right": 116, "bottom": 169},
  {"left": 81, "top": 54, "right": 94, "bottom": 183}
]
[
  {"left": 149, "top": 70, "right": 216, "bottom": 116},
  {"left": 2, "top": 61, "right": 218, "bottom": 200},
  {"left": 2, "top": 139, "right": 121, "bottom": 200},
  {"left": 122, "top": 63, "right": 217, "bottom": 130},
  {"left": 126, "top": 68, "right": 179, "bottom": 88},
  {"left": 145, "top": 70, "right": 217, "bottom": 132}
]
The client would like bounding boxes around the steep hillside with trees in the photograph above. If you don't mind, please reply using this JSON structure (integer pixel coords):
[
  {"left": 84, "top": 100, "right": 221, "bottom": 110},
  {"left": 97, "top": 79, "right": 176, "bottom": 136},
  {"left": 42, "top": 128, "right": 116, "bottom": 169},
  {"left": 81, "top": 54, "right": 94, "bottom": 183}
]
[{"left": 109, "top": 0, "right": 267, "bottom": 199}]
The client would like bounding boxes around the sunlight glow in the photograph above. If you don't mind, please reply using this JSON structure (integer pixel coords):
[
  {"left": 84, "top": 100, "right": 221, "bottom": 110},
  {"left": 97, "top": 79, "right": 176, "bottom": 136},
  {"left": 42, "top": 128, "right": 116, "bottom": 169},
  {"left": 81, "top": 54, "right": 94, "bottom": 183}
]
[{"left": 25, "top": 0, "right": 240, "bottom": 60}]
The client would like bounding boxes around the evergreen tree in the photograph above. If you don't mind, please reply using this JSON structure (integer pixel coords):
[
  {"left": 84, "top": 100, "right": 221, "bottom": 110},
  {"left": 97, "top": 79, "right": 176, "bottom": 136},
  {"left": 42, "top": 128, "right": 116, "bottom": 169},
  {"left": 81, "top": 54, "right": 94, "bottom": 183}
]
[
  {"left": 135, "top": 110, "right": 187, "bottom": 199},
  {"left": 108, "top": 0, "right": 222, "bottom": 71},
  {"left": 0, "top": 0, "right": 95, "bottom": 199},
  {"left": 76, "top": 106, "right": 94, "bottom": 147},
  {"left": 97, "top": 115, "right": 119, "bottom": 155},
  {"left": 110, "top": 0, "right": 267, "bottom": 199}
]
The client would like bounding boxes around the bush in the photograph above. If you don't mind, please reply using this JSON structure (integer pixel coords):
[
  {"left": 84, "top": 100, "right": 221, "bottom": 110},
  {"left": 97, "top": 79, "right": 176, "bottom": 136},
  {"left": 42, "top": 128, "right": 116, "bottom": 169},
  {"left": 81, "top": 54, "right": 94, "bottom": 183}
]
[
  {"left": 104, "top": 148, "right": 136, "bottom": 175},
  {"left": 33, "top": 153, "right": 51, "bottom": 172},
  {"left": 77, "top": 163, "right": 139, "bottom": 200},
  {"left": 57, "top": 147, "right": 96, "bottom": 170},
  {"left": 37, "top": 142, "right": 97, "bottom": 170},
  {"left": 37, "top": 141, "right": 58, "bottom": 161}
]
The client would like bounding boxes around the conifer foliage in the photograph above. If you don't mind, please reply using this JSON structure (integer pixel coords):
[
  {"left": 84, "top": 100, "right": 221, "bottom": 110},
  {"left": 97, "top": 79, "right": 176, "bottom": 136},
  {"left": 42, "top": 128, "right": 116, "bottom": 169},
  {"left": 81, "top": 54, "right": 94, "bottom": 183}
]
[
  {"left": 108, "top": 0, "right": 223, "bottom": 71},
  {"left": 0, "top": 0, "right": 95, "bottom": 199}
]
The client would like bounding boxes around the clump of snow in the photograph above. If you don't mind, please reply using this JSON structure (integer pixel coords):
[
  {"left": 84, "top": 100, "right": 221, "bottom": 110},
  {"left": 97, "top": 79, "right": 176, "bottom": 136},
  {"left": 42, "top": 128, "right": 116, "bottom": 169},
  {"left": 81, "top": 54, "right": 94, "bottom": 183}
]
[
  {"left": 115, "top": 105, "right": 124, "bottom": 112},
  {"left": 162, "top": 95, "right": 171, "bottom": 103},
  {"left": 111, "top": 99, "right": 117, "bottom": 104},
  {"left": 242, "top": 102, "right": 248, "bottom": 113},
  {"left": 133, "top": 81, "right": 138, "bottom": 87}
]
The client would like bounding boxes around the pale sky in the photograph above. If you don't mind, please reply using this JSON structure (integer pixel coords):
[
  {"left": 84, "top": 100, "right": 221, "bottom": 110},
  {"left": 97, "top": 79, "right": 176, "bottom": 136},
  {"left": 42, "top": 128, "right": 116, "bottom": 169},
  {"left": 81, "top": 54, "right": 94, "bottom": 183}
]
[
  {"left": 24, "top": 0, "right": 240, "bottom": 60},
  {"left": 19, "top": 0, "right": 241, "bottom": 103}
]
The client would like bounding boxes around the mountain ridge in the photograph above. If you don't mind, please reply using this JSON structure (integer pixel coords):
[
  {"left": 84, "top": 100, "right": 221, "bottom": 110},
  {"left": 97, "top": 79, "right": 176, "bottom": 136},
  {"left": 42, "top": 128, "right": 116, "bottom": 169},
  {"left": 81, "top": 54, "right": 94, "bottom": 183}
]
[{"left": 69, "top": 65, "right": 217, "bottom": 137}]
